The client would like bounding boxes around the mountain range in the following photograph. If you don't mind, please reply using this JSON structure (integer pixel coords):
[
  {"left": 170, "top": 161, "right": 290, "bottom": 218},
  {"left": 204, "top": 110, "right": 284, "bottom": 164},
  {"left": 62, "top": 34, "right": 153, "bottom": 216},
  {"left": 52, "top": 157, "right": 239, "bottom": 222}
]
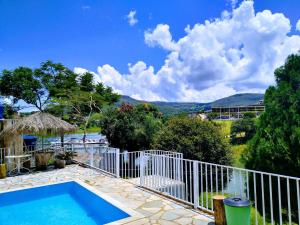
[{"left": 117, "top": 93, "right": 264, "bottom": 115}]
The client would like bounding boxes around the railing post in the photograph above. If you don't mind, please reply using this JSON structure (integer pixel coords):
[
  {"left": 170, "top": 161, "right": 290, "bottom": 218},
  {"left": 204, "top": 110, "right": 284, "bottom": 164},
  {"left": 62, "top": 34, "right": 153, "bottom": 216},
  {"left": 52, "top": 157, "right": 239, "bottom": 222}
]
[
  {"left": 140, "top": 152, "right": 145, "bottom": 187},
  {"left": 115, "top": 148, "right": 120, "bottom": 178},
  {"left": 193, "top": 160, "right": 199, "bottom": 209},
  {"left": 89, "top": 145, "right": 94, "bottom": 167}
]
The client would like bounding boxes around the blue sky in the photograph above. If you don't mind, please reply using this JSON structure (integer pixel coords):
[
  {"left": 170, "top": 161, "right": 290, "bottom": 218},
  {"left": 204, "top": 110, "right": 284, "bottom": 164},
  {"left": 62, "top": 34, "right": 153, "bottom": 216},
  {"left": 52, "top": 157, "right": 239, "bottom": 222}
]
[{"left": 1, "top": 0, "right": 300, "bottom": 102}]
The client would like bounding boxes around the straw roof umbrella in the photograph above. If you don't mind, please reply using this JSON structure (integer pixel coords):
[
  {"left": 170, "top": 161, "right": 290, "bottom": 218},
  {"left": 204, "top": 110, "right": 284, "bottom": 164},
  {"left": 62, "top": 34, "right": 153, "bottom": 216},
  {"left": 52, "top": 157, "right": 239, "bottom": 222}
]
[
  {"left": 0, "top": 112, "right": 76, "bottom": 170},
  {"left": 0, "top": 112, "right": 76, "bottom": 137}
]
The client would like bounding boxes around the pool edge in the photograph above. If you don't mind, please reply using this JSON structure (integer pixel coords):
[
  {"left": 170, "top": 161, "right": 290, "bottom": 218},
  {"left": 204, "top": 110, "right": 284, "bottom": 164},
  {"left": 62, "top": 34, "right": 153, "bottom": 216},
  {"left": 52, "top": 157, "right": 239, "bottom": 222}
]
[{"left": 0, "top": 179, "right": 144, "bottom": 225}]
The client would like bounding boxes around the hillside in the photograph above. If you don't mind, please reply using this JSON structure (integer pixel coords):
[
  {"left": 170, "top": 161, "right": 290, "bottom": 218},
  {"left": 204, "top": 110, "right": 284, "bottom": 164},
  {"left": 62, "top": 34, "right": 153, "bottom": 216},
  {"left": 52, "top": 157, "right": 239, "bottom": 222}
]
[
  {"left": 116, "top": 96, "right": 208, "bottom": 115},
  {"left": 117, "top": 93, "right": 264, "bottom": 115},
  {"left": 211, "top": 93, "right": 264, "bottom": 107}
]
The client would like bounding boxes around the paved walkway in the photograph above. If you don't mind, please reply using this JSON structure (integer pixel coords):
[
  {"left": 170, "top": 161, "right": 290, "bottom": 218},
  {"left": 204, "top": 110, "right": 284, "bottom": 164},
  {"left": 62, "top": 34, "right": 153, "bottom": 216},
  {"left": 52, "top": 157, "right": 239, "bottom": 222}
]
[{"left": 0, "top": 165, "right": 214, "bottom": 225}]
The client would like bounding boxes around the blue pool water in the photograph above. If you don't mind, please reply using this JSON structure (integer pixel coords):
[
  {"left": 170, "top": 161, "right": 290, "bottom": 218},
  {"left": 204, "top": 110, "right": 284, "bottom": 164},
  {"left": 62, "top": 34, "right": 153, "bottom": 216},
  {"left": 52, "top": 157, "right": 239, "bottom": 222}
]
[{"left": 0, "top": 182, "right": 129, "bottom": 225}]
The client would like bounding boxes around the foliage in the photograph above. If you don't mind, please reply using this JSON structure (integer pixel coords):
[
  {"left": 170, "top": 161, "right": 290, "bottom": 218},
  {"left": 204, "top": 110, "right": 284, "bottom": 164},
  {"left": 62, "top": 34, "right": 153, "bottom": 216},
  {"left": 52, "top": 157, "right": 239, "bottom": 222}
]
[
  {"left": 118, "top": 94, "right": 264, "bottom": 116},
  {"left": 100, "top": 103, "right": 162, "bottom": 151},
  {"left": 243, "top": 112, "right": 256, "bottom": 119},
  {"left": 243, "top": 54, "right": 300, "bottom": 177},
  {"left": 3, "top": 103, "right": 16, "bottom": 119},
  {"left": 207, "top": 112, "right": 219, "bottom": 120},
  {"left": 152, "top": 117, "right": 232, "bottom": 164},
  {"left": 231, "top": 144, "right": 246, "bottom": 167},
  {"left": 0, "top": 61, "right": 119, "bottom": 138},
  {"left": 230, "top": 118, "right": 256, "bottom": 144},
  {"left": 214, "top": 120, "right": 246, "bottom": 167},
  {"left": 243, "top": 54, "right": 300, "bottom": 223},
  {"left": 214, "top": 120, "right": 232, "bottom": 138},
  {"left": 211, "top": 93, "right": 264, "bottom": 107},
  {"left": 0, "top": 67, "right": 47, "bottom": 110}
]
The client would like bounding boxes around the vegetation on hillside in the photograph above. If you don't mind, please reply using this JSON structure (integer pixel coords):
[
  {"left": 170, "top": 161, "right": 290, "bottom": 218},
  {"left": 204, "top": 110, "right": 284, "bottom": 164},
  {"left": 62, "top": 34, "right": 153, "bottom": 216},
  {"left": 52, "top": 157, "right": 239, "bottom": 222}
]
[
  {"left": 210, "top": 93, "right": 264, "bottom": 107},
  {"left": 118, "top": 93, "right": 264, "bottom": 116}
]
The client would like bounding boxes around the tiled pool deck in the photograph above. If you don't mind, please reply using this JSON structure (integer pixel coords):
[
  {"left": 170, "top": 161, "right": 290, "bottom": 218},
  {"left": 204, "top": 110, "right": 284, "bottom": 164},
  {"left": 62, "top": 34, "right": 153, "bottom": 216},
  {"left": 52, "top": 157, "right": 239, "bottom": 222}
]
[{"left": 0, "top": 165, "right": 214, "bottom": 225}]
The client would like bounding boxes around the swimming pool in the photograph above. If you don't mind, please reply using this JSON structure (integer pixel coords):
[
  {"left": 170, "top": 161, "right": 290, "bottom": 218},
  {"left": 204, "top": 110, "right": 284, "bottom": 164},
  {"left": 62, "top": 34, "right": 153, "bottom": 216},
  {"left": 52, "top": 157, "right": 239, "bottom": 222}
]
[{"left": 0, "top": 181, "right": 131, "bottom": 225}]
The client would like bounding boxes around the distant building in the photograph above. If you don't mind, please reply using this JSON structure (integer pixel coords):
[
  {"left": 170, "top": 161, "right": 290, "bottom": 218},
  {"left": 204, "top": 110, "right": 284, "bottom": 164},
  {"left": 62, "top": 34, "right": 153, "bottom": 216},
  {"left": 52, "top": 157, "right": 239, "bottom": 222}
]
[{"left": 211, "top": 100, "right": 265, "bottom": 119}]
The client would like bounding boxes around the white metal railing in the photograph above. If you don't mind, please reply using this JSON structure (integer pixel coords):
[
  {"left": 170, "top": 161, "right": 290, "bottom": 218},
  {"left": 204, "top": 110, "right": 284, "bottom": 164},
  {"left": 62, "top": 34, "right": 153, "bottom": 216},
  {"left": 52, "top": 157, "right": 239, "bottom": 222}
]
[
  {"left": 77, "top": 149, "right": 300, "bottom": 225},
  {"left": 139, "top": 154, "right": 300, "bottom": 225},
  {"left": 2, "top": 143, "right": 299, "bottom": 225},
  {"left": 71, "top": 144, "right": 120, "bottom": 176}
]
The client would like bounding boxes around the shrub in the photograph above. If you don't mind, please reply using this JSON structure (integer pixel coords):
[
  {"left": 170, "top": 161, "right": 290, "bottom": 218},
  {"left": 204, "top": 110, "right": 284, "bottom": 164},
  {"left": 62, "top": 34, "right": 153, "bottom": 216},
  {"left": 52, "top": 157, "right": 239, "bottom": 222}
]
[
  {"left": 100, "top": 103, "right": 162, "bottom": 151},
  {"left": 230, "top": 118, "right": 256, "bottom": 144},
  {"left": 152, "top": 117, "right": 232, "bottom": 165}
]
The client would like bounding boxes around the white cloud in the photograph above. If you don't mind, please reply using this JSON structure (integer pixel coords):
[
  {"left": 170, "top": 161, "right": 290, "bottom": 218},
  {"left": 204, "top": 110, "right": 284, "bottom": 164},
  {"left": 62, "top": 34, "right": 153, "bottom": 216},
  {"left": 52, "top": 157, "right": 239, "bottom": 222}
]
[
  {"left": 145, "top": 24, "right": 179, "bottom": 51},
  {"left": 296, "top": 19, "right": 300, "bottom": 31},
  {"left": 126, "top": 10, "right": 138, "bottom": 26},
  {"left": 77, "top": 1, "right": 300, "bottom": 102},
  {"left": 74, "top": 67, "right": 101, "bottom": 84}
]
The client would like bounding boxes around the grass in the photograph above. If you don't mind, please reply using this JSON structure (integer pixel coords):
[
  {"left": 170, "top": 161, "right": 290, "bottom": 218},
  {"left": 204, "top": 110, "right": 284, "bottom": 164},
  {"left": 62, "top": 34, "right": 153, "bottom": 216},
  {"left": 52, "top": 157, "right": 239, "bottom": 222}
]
[
  {"left": 231, "top": 144, "right": 246, "bottom": 168},
  {"left": 77, "top": 126, "right": 101, "bottom": 134},
  {"left": 213, "top": 120, "right": 246, "bottom": 168},
  {"left": 214, "top": 120, "right": 232, "bottom": 138}
]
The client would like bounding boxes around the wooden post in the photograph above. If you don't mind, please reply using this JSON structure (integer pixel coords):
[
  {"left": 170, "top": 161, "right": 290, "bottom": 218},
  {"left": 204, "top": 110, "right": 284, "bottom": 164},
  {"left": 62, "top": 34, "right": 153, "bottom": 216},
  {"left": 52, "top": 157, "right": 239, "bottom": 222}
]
[{"left": 213, "top": 195, "right": 226, "bottom": 225}]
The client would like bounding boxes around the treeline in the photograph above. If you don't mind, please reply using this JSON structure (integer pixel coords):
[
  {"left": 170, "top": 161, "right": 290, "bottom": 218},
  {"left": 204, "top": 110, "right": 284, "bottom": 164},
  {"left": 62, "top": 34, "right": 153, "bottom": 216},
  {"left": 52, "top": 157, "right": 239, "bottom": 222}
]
[{"left": 100, "top": 103, "right": 232, "bottom": 165}]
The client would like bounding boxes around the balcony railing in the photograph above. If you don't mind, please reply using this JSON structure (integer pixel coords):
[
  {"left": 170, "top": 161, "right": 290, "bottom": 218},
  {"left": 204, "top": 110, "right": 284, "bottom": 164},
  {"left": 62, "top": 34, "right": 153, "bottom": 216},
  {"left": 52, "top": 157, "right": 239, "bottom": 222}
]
[
  {"left": 73, "top": 147, "right": 300, "bottom": 225},
  {"left": 1, "top": 143, "right": 299, "bottom": 225}
]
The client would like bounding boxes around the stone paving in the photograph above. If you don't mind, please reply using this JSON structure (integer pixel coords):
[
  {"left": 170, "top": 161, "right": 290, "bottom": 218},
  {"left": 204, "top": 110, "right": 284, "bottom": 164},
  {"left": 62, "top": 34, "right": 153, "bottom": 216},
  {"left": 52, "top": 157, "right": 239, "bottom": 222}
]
[{"left": 0, "top": 165, "right": 214, "bottom": 225}]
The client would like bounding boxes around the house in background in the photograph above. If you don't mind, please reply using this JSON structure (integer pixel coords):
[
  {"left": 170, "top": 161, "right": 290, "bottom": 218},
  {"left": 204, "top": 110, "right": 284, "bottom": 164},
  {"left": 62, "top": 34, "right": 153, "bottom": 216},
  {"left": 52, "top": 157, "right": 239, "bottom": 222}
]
[{"left": 211, "top": 100, "right": 265, "bottom": 119}]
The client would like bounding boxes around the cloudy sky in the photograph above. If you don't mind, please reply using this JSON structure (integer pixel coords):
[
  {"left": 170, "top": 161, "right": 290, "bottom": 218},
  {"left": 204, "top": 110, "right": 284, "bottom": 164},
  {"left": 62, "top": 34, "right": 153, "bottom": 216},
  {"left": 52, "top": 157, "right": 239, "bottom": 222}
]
[{"left": 1, "top": 0, "right": 300, "bottom": 102}]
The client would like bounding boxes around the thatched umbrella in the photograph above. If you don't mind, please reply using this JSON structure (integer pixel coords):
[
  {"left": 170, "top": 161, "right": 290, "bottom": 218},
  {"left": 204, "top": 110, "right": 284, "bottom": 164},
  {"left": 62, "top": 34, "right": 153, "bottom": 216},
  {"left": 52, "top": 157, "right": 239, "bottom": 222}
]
[
  {"left": 0, "top": 112, "right": 77, "bottom": 171},
  {"left": 0, "top": 112, "right": 76, "bottom": 137}
]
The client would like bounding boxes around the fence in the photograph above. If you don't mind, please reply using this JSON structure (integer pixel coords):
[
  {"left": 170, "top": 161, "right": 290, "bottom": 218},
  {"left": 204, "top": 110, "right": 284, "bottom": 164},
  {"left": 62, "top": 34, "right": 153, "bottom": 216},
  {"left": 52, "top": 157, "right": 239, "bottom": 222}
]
[
  {"left": 73, "top": 147, "right": 300, "bottom": 225},
  {"left": 1, "top": 143, "right": 299, "bottom": 225}
]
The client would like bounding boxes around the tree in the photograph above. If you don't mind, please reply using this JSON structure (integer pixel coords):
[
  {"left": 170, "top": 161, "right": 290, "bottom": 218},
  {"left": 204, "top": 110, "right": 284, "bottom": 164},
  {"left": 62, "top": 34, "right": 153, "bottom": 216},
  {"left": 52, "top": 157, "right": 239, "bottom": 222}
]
[
  {"left": 152, "top": 117, "right": 232, "bottom": 164},
  {"left": 1, "top": 103, "right": 16, "bottom": 119},
  {"left": 0, "top": 67, "right": 47, "bottom": 110},
  {"left": 0, "top": 61, "right": 119, "bottom": 141},
  {"left": 230, "top": 118, "right": 256, "bottom": 144},
  {"left": 207, "top": 112, "right": 219, "bottom": 121},
  {"left": 45, "top": 71, "right": 119, "bottom": 141},
  {"left": 0, "top": 61, "right": 78, "bottom": 111},
  {"left": 100, "top": 103, "right": 162, "bottom": 151},
  {"left": 243, "top": 54, "right": 300, "bottom": 223},
  {"left": 243, "top": 54, "right": 300, "bottom": 176},
  {"left": 243, "top": 112, "right": 256, "bottom": 119}
]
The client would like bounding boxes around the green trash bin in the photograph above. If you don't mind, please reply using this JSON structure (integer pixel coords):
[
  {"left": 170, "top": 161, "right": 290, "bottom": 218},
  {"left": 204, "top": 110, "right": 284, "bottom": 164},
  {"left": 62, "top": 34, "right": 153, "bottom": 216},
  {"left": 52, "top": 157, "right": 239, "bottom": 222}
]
[{"left": 224, "top": 197, "right": 251, "bottom": 225}]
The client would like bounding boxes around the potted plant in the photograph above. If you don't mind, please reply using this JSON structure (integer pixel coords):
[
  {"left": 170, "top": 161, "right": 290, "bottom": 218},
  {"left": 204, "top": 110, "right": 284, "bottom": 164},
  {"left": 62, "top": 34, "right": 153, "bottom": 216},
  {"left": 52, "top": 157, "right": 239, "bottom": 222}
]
[
  {"left": 55, "top": 153, "right": 66, "bottom": 169},
  {"left": 64, "top": 151, "right": 77, "bottom": 165},
  {"left": 35, "top": 152, "right": 51, "bottom": 170}
]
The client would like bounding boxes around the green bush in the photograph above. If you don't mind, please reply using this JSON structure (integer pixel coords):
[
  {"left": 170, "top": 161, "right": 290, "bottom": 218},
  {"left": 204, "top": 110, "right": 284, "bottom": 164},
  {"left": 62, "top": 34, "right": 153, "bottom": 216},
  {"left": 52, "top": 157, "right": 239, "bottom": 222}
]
[
  {"left": 230, "top": 118, "right": 256, "bottom": 144},
  {"left": 152, "top": 117, "right": 232, "bottom": 164},
  {"left": 100, "top": 103, "right": 162, "bottom": 151}
]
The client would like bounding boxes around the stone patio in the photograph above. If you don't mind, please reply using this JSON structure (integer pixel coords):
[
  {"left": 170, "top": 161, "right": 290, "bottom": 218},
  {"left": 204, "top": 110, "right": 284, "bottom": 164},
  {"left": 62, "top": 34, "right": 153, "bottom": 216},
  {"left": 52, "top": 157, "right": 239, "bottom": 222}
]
[{"left": 0, "top": 165, "right": 214, "bottom": 225}]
